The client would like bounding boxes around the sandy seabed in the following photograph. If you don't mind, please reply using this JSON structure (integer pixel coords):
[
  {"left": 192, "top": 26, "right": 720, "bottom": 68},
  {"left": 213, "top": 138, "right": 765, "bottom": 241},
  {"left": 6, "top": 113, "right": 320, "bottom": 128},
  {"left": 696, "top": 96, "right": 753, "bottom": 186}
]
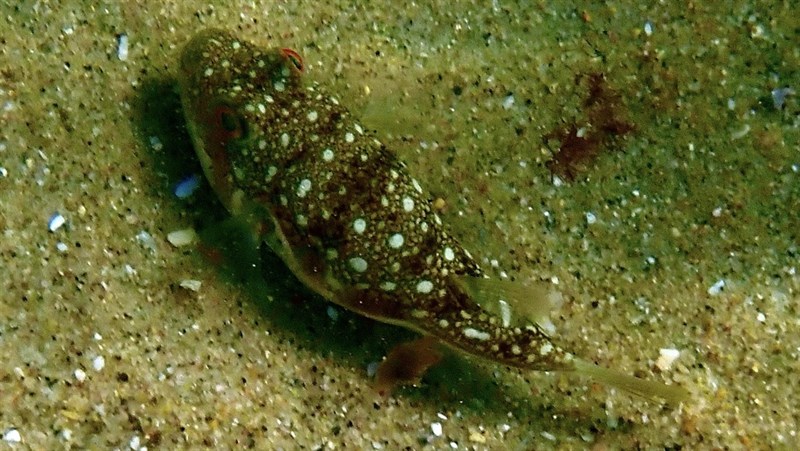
[{"left": 1, "top": 1, "right": 798, "bottom": 449}]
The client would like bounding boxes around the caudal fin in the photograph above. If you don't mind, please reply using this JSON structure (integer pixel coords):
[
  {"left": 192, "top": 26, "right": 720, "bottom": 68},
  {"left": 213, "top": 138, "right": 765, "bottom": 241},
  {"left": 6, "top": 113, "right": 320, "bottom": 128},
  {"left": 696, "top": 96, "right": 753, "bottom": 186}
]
[{"left": 574, "top": 359, "right": 689, "bottom": 405}]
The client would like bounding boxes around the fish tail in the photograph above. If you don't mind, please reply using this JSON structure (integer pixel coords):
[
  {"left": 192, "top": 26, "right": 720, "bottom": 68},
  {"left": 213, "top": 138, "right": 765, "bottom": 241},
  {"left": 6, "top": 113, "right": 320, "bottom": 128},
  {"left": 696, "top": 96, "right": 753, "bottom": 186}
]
[{"left": 573, "top": 358, "right": 689, "bottom": 405}]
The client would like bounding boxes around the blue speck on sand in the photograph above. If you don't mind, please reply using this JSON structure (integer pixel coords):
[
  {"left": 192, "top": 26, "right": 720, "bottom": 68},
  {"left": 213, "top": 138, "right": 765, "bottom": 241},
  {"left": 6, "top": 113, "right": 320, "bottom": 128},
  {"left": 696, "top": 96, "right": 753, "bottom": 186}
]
[{"left": 175, "top": 174, "right": 201, "bottom": 198}]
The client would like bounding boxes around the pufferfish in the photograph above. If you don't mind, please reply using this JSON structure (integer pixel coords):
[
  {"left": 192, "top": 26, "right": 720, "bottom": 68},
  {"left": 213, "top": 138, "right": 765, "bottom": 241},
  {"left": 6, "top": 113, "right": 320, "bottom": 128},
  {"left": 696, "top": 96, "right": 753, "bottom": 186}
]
[{"left": 177, "top": 29, "right": 688, "bottom": 403}]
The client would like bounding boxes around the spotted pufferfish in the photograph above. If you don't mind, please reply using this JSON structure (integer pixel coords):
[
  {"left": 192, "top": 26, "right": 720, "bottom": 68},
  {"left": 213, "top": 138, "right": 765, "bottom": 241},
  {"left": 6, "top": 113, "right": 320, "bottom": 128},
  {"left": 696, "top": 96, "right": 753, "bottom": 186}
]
[{"left": 177, "top": 29, "right": 688, "bottom": 403}]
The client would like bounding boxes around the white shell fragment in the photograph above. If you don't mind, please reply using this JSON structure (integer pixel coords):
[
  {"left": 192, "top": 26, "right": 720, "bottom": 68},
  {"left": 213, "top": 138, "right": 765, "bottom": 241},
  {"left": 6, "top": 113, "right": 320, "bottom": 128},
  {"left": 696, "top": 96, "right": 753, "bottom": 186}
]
[
  {"left": 167, "top": 228, "right": 197, "bottom": 247},
  {"left": 655, "top": 348, "right": 681, "bottom": 371},
  {"left": 707, "top": 279, "right": 725, "bottom": 296},
  {"left": 48, "top": 212, "right": 66, "bottom": 232},
  {"left": 502, "top": 94, "right": 515, "bottom": 110},
  {"left": 117, "top": 33, "right": 129, "bottom": 61},
  {"left": 179, "top": 279, "right": 202, "bottom": 292},
  {"left": 135, "top": 230, "right": 157, "bottom": 252},
  {"left": 2, "top": 429, "right": 21, "bottom": 443}
]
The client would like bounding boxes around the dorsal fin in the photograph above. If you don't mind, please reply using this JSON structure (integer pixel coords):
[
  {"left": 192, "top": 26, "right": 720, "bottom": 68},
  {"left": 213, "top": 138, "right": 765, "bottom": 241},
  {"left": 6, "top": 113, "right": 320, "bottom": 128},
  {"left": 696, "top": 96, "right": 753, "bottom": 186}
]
[{"left": 455, "top": 275, "right": 554, "bottom": 328}]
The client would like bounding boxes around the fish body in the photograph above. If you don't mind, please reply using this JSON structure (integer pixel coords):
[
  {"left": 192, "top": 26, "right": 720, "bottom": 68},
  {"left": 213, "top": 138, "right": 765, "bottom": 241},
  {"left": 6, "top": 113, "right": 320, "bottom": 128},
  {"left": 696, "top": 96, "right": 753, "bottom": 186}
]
[{"left": 178, "top": 29, "right": 687, "bottom": 402}]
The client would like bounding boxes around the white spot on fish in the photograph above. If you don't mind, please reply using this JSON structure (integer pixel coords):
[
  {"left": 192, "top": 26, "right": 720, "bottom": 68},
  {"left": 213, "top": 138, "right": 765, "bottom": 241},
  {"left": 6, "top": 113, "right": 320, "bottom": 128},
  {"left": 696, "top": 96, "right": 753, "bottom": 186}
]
[
  {"left": 345, "top": 132, "right": 354, "bottom": 143},
  {"left": 443, "top": 247, "right": 455, "bottom": 261},
  {"left": 280, "top": 132, "right": 290, "bottom": 147},
  {"left": 416, "top": 280, "right": 433, "bottom": 294},
  {"left": 411, "top": 178, "right": 423, "bottom": 193},
  {"left": 540, "top": 343, "right": 553, "bottom": 355},
  {"left": 349, "top": 257, "right": 368, "bottom": 273},
  {"left": 322, "top": 148, "right": 334, "bottom": 161},
  {"left": 307, "top": 110, "right": 318, "bottom": 122},
  {"left": 379, "top": 281, "right": 397, "bottom": 291},
  {"left": 353, "top": 218, "right": 366, "bottom": 234},
  {"left": 463, "top": 327, "right": 491, "bottom": 341},
  {"left": 266, "top": 165, "right": 278, "bottom": 181},
  {"left": 402, "top": 197, "right": 414, "bottom": 212},
  {"left": 499, "top": 300, "right": 511, "bottom": 328},
  {"left": 388, "top": 233, "right": 404, "bottom": 248},
  {"left": 297, "top": 179, "right": 311, "bottom": 198}
]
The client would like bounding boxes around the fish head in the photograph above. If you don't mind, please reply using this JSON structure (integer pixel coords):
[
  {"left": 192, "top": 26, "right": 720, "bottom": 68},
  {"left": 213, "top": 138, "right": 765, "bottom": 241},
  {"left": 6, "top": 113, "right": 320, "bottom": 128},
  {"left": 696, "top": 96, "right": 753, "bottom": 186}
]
[{"left": 178, "top": 29, "right": 304, "bottom": 214}]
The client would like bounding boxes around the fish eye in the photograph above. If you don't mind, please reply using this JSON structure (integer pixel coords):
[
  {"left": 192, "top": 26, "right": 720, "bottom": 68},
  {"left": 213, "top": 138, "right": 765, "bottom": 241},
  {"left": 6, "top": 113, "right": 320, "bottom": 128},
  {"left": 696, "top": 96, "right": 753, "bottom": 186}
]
[
  {"left": 280, "top": 48, "right": 304, "bottom": 72},
  {"left": 214, "top": 104, "right": 249, "bottom": 141}
]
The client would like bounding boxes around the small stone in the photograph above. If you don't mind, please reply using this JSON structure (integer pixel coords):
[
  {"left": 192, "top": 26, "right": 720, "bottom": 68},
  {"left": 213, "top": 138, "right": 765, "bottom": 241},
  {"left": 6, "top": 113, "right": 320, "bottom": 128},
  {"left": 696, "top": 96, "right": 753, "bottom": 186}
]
[
  {"left": 326, "top": 306, "right": 339, "bottom": 322},
  {"left": 468, "top": 431, "right": 486, "bottom": 444},
  {"left": 149, "top": 135, "right": 163, "bottom": 151},
  {"left": 655, "top": 348, "right": 680, "bottom": 371},
  {"left": 3, "top": 429, "right": 21, "bottom": 443}
]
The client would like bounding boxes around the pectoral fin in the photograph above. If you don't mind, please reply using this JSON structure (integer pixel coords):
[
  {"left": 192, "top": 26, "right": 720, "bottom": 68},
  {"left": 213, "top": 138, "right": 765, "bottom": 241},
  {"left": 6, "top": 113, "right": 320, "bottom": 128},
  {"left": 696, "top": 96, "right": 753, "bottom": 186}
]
[{"left": 375, "top": 336, "right": 443, "bottom": 396}]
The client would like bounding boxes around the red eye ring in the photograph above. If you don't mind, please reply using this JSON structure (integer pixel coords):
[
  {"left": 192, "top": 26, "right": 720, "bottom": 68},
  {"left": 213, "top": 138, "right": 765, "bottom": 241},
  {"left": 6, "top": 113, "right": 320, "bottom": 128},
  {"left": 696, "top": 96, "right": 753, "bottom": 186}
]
[{"left": 280, "top": 48, "right": 304, "bottom": 73}]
